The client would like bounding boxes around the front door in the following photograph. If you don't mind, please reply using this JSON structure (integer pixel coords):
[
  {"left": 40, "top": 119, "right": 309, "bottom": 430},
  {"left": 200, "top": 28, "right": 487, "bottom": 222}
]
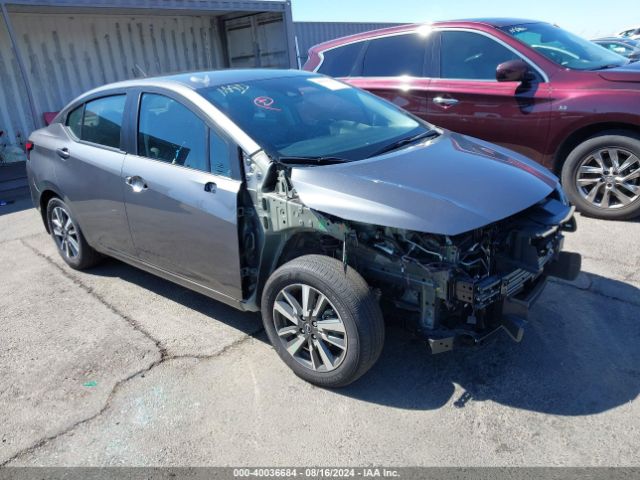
[
  {"left": 427, "top": 30, "right": 552, "bottom": 163},
  {"left": 122, "top": 92, "right": 243, "bottom": 300}
]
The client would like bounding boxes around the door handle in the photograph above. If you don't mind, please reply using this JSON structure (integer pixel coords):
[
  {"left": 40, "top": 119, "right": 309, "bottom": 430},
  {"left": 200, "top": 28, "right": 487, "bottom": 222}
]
[
  {"left": 204, "top": 181, "right": 217, "bottom": 193},
  {"left": 433, "top": 96, "right": 459, "bottom": 107},
  {"left": 125, "top": 176, "right": 148, "bottom": 193},
  {"left": 56, "top": 147, "right": 70, "bottom": 159}
]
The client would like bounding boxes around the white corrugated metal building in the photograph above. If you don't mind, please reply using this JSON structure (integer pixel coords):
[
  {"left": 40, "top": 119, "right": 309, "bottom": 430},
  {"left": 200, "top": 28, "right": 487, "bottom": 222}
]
[
  {"left": 0, "top": 0, "right": 296, "bottom": 156},
  {"left": 0, "top": 3, "right": 409, "bottom": 195}
]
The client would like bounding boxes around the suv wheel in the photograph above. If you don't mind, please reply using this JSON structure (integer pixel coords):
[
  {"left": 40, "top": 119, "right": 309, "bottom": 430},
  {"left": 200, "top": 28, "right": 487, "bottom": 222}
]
[
  {"left": 261, "top": 255, "right": 384, "bottom": 388},
  {"left": 562, "top": 133, "right": 640, "bottom": 220},
  {"left": 46, "top": 197, "right": 102, "bottom": 270}
]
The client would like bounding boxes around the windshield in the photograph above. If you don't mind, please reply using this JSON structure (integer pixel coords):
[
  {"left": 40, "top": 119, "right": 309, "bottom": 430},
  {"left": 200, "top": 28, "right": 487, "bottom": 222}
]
[
  {"left": 500, "top": 23, "right": 629, "bottom": 70},
  {"left": 199, "top": 76, "right": 432, "bottom": 161}
]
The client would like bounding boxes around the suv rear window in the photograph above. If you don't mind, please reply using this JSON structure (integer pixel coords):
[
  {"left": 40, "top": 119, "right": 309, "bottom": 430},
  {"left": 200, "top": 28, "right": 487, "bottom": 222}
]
[
  {"left": 316, "top": 41, "right": 364, "bottom": 77},
  {"left": 362, "top": 33, "right": 426, "bottom": 77}
]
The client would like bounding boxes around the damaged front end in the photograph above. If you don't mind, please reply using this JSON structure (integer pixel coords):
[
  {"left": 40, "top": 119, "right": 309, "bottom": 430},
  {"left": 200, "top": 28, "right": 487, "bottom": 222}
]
[
  {"left": 346, "top": 190, "right": 580, "bottom": 352},
  {"left": 242, "top": 143, "right": 581, "bottom": 354}
]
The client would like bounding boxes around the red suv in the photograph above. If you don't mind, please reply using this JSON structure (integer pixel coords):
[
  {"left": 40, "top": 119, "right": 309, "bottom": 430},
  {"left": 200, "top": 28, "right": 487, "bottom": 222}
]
[{"left": 303, "top": 18, "right": 640, "bottom": 220}]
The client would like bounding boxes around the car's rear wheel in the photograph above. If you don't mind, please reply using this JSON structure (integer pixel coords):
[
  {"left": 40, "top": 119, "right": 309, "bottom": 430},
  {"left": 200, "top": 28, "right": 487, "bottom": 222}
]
[
  {"left": 46, "top": 197, "right": 102, "bottom": 270},
  {"left": 562, "top": 133, "right": 640, "bottom": 220},
  {"left": 261, "top": 255, "right": 384, "bottom": 388}
]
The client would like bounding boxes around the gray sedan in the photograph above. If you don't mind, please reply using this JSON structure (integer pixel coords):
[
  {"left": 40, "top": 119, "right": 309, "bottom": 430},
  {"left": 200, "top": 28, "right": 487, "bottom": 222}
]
[{"left": 26, "top": 69, "right": 580, "bottom": 387}]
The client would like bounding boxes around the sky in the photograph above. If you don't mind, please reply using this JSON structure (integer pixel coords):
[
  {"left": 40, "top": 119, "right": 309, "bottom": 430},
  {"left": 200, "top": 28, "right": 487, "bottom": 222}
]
[{"left": 290, "top": 0, "right": 638, "bottom": 39}]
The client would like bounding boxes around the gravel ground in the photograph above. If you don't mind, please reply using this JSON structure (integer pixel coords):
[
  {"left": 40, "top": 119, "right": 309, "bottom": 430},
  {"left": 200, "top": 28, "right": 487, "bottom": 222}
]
[{"left": 0, "top": 195, "right": 638, "bottom": 466}]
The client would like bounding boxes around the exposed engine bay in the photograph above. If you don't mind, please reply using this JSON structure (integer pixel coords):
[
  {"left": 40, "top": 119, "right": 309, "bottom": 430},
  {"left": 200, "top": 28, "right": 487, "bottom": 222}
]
[
  {"left": 344, "top": 191, "right": 580, "bottom": 351},
  {"left": 239, "top": 151, "right": 581, "bottom": 353}
]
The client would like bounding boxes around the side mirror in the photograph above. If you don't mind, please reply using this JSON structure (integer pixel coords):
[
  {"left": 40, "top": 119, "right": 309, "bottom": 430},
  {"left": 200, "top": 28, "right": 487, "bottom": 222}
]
[{"left": 496, "top": 59, "right": 532, "bottom": 83}]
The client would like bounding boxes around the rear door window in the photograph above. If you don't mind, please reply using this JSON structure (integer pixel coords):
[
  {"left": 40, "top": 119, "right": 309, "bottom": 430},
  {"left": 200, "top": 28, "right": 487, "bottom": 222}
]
[
  {"left": 440, "top": 31, "right": 519, "bottom": 80},
  {"left": 316, "top": 41, "right": 365, "bottom": 77},
  {"left": 81, "top": 95, "right": 126, "bottom": 149},
  {"left": 137, "top": 93, "right": 208, "bottom": 172},
  {"left": 361, "top": 33, "right": 427, "bottom": 77}
]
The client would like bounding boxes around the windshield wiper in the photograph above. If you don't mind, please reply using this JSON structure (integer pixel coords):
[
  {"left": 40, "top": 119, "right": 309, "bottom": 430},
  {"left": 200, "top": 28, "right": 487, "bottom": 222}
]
[
  {"left": 369, "top": 129, "right": 439, "bottom": 158},
  {"left": 277, "top": 155, "right": 349, "bottom": 166},
  {"left": 592, "top": 62, "right": 628, "bottom": 70}
]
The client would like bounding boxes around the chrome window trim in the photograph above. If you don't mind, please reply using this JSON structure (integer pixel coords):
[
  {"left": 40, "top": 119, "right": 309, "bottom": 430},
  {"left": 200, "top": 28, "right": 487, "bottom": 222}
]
[{"left": 313, "top": 26, "right": 550, "bottom": 84}]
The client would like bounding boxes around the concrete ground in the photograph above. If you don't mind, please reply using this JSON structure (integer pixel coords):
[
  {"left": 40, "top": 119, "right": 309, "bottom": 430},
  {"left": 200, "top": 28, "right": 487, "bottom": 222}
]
[{"left": 0, "top": 194, "right": 639, "bottom": 467}]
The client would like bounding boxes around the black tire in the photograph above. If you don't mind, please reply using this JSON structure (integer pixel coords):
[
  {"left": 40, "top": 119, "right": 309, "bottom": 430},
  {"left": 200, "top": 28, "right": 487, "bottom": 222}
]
[
  {"left": 561, "top": 132, "right": 640, "bottom": 220},
  {"left": 261, "top": 254, "right": 384, "bottom": 388},
  {"left": 46, "top": 197, "right": 102, "bottom": 270}
]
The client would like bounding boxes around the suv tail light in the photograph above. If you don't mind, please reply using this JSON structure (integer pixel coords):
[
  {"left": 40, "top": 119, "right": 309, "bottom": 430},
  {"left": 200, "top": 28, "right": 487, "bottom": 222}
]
[{"left": 25, "top": 141, "right": 34, "bottom": 160}]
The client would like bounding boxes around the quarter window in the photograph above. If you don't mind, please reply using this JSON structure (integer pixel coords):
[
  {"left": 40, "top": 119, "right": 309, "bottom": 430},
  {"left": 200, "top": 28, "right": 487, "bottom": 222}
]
[
  {"left": 82, "top": 95, "right": 126, "bottom": 149},
  {"left": 440, "top": 31, "right": 519, "bottom": 80},
  {"left": 316, "top": 41, "right": 364, "bottom": 77},
  {"left": 362, "top": 34, "right": 427, "bottom": 77},
  {"left": 66, "top": 105, "right": 83, "bottom": 138},
  {"left": 138, "top": 93, "right": 207, "bottom": 172},
  {"left": 210, "top": 130, "right": 233, "bottom": 177}
]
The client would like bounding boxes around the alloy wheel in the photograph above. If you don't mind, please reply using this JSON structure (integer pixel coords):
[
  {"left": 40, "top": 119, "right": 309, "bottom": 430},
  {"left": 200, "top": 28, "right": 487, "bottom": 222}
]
[
  {"left": 50, "top": 206, "right": 80, "bottom": 259},
  {"left": 272, "top": 283, "right": 347, "bottom": 372},
  {"left": 576, "top": 147, "right": 640, "bottom": 209}
]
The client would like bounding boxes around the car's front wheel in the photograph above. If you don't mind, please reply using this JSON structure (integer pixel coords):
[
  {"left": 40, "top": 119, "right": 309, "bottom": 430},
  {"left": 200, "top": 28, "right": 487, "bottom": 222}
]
[
  {"left": 46, "top": 197, "right": 102, "bottom": 270},
  {"left": 261, "top": 255, "right": 384, "bottom": 388},
  {"left": 562, "top": 133, "right": 640, "bottom": 220}
]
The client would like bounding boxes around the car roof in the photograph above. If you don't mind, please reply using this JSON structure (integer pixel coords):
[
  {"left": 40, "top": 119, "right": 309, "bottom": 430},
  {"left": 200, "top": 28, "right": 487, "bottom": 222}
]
[
  {"left": 310, "top": 18, "right": 546, "bottom": 51},
  {"left": 435, "top": 18, "right": 543, "bottom": 28},
  {"left": 83, "top": 69, "right": 318, "bottom": 97}
]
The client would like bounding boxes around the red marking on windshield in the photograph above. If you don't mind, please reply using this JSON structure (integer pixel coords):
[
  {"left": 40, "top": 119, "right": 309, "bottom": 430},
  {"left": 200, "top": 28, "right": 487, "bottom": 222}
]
[{"left": 254, "top": 96, "right": 281, "bottom": 111}]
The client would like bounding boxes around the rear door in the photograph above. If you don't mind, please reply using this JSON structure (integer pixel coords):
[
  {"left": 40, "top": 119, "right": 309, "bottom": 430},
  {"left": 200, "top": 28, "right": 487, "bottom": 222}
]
[
  {"left": 427, "top": 30, "right": 552, "bottom": 163},
  {"left": 342, "top": 31, "right": 436, "bottom": 118},
  {"left": 122, "top": 90, "right": 244, "bottom": 300},
  {"left": 54, "top": 93, "right": 135, "bottom": 255}
]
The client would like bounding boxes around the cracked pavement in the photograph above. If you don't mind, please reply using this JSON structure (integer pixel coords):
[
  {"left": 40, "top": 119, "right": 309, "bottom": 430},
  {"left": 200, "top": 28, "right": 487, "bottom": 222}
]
[{"left": 1, "top": 196, "right": 639, "bottom": 466}]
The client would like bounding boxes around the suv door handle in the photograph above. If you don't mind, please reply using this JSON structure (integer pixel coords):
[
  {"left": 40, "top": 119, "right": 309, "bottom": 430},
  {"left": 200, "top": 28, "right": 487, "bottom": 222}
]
[
  {"left": 56, "top": 147, "right": 70, "bottom": 159},
  {"left": 433, "top": 96, "right": 459, "bottom": 107},
  {"left": 125, "top": 176, "right": 148, "bottom": 193},
  {"left": 204, "top": 181, "right": 217, "bottom": 193}
]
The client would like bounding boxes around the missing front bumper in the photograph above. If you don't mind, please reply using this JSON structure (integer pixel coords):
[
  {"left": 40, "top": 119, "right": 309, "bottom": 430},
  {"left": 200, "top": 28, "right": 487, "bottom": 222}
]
[
  {"left": 427, "top": 272, "right": 549, "bottom": 354},
  {"left": 426, "top": 247, "right": 581, "bottom": 354}
]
